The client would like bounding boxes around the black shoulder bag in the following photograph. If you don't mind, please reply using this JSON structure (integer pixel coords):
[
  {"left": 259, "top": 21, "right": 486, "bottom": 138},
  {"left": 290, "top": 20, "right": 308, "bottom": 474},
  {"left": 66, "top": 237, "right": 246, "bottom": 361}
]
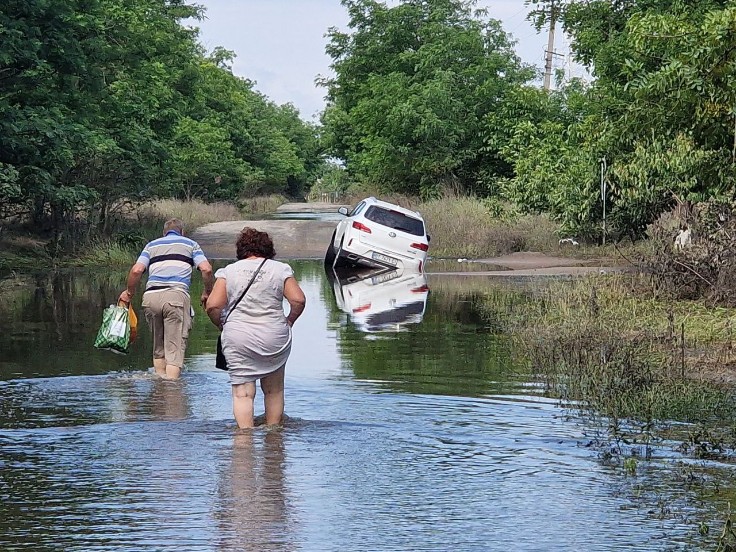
[{"left": 215, "top": 258, "right": 267, "bottom": 370}]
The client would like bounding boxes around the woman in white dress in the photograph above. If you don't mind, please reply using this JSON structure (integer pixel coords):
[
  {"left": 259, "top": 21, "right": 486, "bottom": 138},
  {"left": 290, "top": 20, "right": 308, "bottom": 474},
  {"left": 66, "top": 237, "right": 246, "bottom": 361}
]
[{"left": 206, "top": 227, "right": 306, "bottom": 428}]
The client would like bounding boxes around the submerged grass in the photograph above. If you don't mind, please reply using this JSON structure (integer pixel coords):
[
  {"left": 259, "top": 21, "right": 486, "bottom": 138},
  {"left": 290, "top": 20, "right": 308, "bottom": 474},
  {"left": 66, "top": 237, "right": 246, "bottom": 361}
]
[
  {"left": 482, "top": 273, "right": 736, "bottom": 429},
  {"left": 459, "top": 267, "right": 736, "bottom": 546}
]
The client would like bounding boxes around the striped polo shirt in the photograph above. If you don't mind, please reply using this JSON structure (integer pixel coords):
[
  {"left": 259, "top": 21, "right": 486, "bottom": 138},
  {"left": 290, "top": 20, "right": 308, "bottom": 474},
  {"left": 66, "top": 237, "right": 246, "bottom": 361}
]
[{"left": 137, "top": 231, "right": 208, "bottom": 292}]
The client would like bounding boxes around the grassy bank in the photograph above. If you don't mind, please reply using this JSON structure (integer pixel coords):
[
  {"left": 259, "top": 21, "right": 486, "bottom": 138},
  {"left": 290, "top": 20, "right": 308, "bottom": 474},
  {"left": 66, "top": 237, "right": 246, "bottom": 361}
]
[
  {"left": 1, "top": 195, "right": 297, "bottom": 272},
  {"left": 488, "top": 273, "right": 736, "bottom": 441},
  {"left": 239, "top": 194, "right": 288, "bottom": 216},
  {"left": 79, "top": 199, "right": 244, "bottom": 267},
  {"left": 0, "top": 193, "right": 660, "bottom": 271},
  {"left": 418, "top": 198, "right": 562, "bottom": 258}
]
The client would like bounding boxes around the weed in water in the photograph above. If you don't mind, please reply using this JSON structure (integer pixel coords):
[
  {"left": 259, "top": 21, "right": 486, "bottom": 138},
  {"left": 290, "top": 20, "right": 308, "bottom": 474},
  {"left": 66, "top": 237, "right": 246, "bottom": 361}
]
[
  {"left": 716, "top": 503, "right": 736, "bottom": 552},
  {"left": 623, "top": 457, "right": 638, "bottom": 476}
]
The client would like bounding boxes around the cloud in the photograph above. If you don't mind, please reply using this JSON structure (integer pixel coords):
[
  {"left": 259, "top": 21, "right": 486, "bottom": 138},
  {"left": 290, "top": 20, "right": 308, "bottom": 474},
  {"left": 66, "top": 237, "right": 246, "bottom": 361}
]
[
  {"left": 195, "top": 0, "right": 583, "bottom": 119},
  {"left": 196, "top": 0, "right": 346, "bottom": 119}
]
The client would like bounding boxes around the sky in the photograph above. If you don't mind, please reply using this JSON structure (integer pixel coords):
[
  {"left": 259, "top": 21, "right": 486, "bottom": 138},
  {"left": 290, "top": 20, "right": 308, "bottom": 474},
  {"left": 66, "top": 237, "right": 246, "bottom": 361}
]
[{"left": 193, "top": 1, "right": 580, "bottom": 121}]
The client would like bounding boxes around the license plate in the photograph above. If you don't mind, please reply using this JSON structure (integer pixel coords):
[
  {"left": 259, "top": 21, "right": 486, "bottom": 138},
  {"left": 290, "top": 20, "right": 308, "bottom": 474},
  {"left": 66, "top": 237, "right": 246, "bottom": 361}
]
[
  {"left": 371, "top": 252, "right": 398, "bottom": 266},
  {"left": 372, "top": 270, "right": 400, "bottom": 285}
]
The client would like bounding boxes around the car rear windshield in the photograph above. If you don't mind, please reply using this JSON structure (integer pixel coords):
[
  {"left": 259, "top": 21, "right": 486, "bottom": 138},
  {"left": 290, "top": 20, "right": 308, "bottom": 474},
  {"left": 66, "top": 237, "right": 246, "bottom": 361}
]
[{"left": 364, "top": 206, "right": 425, "bottom": 236}]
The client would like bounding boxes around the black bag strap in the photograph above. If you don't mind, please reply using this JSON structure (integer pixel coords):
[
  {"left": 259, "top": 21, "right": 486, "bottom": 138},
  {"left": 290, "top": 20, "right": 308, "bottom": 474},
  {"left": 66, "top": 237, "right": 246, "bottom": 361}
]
[{"left": 222, "top": 258, "right": 267, "bottom": 325}]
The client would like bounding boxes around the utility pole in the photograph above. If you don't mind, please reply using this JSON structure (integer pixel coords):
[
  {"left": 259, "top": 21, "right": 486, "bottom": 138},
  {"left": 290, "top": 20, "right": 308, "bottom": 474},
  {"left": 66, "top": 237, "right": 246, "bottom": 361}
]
[
  {"left": 600, "top": 157, "right": 607, "bottom": 246},
  {"left": 543, "top": 1, "right": 558, "bottom": 91}
]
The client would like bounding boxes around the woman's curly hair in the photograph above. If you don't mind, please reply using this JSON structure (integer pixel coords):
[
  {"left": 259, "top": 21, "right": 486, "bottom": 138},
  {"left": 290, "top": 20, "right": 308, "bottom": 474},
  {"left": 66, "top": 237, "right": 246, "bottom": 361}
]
[{"left": 236, "top": 227, "right": 276, "bottom": 260}]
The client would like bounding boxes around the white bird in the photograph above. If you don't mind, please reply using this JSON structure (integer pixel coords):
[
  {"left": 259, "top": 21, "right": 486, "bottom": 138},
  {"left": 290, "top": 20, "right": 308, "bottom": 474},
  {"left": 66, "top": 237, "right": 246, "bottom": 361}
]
[
  {"left": 558, "top": 237, "right": 579, "bottom": 246},
  {"left": 674, "top": 228, "right": 692, "bottom": 250}
]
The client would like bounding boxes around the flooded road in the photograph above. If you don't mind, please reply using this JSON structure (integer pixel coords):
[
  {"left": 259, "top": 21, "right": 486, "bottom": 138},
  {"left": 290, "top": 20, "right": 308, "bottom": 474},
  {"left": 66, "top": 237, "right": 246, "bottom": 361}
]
[{"left": 0, "top": 262, "right": 729, "bottom": 550}]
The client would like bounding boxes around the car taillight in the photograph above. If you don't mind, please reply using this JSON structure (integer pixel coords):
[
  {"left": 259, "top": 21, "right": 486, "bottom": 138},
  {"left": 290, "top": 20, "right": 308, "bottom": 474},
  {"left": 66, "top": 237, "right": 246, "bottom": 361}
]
[
  {"left": 352, "top": 304, "right": 371, "bottom": 313},
  {"left": 352, "top": 221, "right": 371, "bottom": 233},
  {"left": 411, "top": 285, "right": 429, "bottom": 293},
  {"left": 410, "top": 242, "right": 428, "bottom": 251}
]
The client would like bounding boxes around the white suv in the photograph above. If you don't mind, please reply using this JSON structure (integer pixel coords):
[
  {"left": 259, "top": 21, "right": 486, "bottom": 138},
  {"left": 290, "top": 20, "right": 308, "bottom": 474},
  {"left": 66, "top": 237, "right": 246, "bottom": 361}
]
[{"left": 324, "top": 197, "right": 430, "bottom": 272}]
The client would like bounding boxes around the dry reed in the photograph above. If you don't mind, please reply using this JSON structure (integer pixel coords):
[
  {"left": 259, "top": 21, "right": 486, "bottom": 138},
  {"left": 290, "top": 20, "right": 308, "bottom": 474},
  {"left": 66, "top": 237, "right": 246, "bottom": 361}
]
[
  {"left": 418, "top": 197, "right": 560, "bottom": 258},
  {"left": 137, "top": 199, "right": 242, "bottom": 230},
  {"left": 239, "top": 194, "right": 288, "bottom": 215}
]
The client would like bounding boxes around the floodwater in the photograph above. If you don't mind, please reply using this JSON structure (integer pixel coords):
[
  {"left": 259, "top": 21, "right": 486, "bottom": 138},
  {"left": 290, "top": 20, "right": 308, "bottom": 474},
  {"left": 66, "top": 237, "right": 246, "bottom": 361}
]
[{"left": 0, "top": 262, "right": 731, "bottom": 551}]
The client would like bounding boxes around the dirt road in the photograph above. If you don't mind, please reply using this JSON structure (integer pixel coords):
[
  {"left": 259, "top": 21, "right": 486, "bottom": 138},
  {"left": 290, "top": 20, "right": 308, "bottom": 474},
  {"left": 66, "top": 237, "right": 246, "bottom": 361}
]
[
  {"left": 191, "top": 203, "right": 622, "bottom": 275},
  {"left": 191, "top": 219, "right": 337, "bottom": 260}
]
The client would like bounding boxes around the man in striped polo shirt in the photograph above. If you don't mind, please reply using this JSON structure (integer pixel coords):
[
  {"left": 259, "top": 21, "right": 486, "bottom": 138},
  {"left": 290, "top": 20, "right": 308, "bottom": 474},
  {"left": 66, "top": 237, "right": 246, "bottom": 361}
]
[{"left": 119, "top": 218, "right": 214, "bottom": 379}]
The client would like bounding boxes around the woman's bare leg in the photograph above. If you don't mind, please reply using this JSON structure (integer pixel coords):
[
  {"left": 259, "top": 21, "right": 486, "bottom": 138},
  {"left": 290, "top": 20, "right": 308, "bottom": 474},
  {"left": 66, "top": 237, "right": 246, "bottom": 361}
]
[
  {"left": 260, "top": 366, "right": 285, "bottom": 426},
  {"left": 232, "top": 383, "right": 256, "bottom": 428}
]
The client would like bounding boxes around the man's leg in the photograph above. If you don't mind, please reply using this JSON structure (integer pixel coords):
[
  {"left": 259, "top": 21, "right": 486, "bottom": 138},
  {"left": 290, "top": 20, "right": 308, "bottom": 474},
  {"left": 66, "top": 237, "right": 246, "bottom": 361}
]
[
  {"left": 232, "top": 383, "right": 257, "bottom": 428},
  {"left": 142, "top": 293, "right": 166, "bottom": 377},
  {"left": 260, "top": 365, "right": 285, "bottom": 426},
  {"left": 165, "top": 364, "right": 181, "bottom": 379},
  {"left": 167, "top": 332, "right": 188, "bottom": 380},
  {"left": 153, "top": 358, "right": 167, "bottom": 377},
  {"left": 161, "top": 291, "right": 190, "bottom": 380}
]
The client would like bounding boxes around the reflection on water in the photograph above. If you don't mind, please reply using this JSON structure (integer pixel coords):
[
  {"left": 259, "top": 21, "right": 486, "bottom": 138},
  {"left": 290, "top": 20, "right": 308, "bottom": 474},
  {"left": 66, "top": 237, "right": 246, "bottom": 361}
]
[
  {"left": 0, "top": 262, "right": 733, "bottom": 550},
  {"left": 217, "top": 430, "right": 293, "bottom": 551},
  {"left": 112, "top": 376, "right": 191, "bottom": 422},
  {"left": 327, "top": 266, "right": 429, "bottom": 333},
  {"left": 0, "top": 268, "right": 222, "bottom": 380},
  {"left": 0, "top": 269, "right": 153, "bottom": 378}
]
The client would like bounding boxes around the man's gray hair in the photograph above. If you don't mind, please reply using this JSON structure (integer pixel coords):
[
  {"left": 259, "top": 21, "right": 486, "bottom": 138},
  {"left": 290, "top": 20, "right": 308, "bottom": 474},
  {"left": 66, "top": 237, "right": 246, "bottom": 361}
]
[{"left": 163, "top": 218, "right": 184, "bottom": 235}]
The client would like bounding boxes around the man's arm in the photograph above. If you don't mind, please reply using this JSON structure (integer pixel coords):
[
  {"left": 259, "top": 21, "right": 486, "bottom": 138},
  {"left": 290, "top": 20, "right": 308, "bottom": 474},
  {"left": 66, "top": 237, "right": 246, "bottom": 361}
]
[
  {"left": 198, "top": 260, "right": 214, "bottom": 307},
  {"left": 118, "top": 262, "right": 147, "bottom": 304}
]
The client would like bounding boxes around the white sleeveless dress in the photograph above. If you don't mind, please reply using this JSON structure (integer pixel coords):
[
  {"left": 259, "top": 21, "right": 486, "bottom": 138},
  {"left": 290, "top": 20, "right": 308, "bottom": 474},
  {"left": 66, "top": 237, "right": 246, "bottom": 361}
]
[{"left": 215, "top": 258, "right": 293, "bottom": 384}]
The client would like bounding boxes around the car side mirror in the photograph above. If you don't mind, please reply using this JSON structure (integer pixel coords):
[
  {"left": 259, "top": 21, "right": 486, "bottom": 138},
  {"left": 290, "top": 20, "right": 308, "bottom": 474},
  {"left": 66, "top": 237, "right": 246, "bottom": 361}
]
[
  {"left": 338, "top": 207, "right": 349, "bottom": 216},
  {"left": 427, "top": 234, "right": 431, "bottom": 243}
]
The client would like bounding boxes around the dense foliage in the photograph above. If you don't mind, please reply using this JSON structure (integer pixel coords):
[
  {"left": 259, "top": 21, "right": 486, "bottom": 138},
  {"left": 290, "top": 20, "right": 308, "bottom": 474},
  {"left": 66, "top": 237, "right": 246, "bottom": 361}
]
[
  {"left": 321, "top": 0, "right": 537, "bottom": 198},
  {"left": 322, "top": 0, "right": 736, "bottom": 239},
  {"left": 507, "top": 0, "right": 736, "bottom": 238},
  {"left": 8, "top": 0, "right": 736, "bottom": 246},
  {"left": 0, "top": 0, "right": 322, "bottom": 245}
]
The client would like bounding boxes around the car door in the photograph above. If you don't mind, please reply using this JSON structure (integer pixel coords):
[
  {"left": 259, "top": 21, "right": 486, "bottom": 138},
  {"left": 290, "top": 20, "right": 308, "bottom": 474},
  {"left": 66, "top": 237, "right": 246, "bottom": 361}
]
[{"left": 335, "top": 200, "right": 366, "bottom": 249}]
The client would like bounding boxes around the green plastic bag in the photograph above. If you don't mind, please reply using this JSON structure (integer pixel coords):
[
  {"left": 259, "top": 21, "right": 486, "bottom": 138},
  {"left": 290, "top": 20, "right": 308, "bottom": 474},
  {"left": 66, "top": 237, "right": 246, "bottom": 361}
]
[{"left": 94, "top": 304, "right": 131, "bottom": 354}]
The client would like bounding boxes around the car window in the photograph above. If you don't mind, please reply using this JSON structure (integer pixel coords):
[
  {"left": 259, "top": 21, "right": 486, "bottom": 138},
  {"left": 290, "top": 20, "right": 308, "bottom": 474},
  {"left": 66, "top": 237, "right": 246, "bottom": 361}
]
[
  {"left": 364, "top": 206, "right": 425, "bottom": 236},
  {"left": 349, "top": 201, "right": 366, "bottom": 217}
]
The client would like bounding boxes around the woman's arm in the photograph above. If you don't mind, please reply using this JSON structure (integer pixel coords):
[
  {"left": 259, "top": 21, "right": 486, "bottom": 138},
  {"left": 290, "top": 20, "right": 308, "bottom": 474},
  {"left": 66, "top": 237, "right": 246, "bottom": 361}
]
[
  {"left": 283, "top": 276, "right": 306, "bottom": 326},
  {"left": 206, "top": 278, "right": 228, "bottom": 329}
]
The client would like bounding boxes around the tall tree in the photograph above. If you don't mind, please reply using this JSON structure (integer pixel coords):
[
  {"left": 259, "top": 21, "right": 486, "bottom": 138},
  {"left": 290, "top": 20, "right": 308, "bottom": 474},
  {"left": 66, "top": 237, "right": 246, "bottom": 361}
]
[
  {"left": 321, "top": 0, "right": 534, "bottom": 197},
  {"left": 0, "top": 0, "right": 324, "bottom": 247},
  {"left": 504, "top": 0, "right": 736, "bottom": 238}
]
